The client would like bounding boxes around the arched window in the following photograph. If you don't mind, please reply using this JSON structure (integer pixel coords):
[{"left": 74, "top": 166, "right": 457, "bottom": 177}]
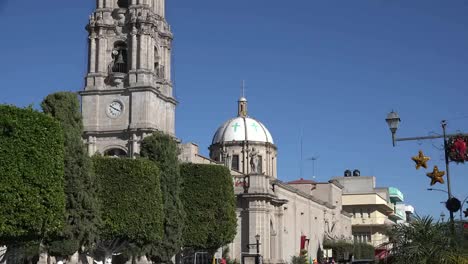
[
  {"left": 231, "top": 155, "right": 239, "bottom": 171},
  {"left": 104, "top": 148, "right": 127, "bottom": 157},
  {"left": 117, "top": 0, "right": 129, "bottom": 8},
  {"left": 111, "top": 42, "right": 128, "bottom": 73}
]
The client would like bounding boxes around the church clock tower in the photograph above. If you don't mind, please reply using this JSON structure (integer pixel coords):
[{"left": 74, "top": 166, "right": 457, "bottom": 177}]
[{"left": 80, "top": 0, "right": 176, "bottom": 157}]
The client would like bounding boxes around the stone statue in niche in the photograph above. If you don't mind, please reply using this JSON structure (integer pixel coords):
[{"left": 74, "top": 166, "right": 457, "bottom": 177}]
[
  {"left": 249, "top": 148, "right": 259, "bottom": 173},
  {"left": 89, "top": 14, "right": 96, "bottom": 27}
]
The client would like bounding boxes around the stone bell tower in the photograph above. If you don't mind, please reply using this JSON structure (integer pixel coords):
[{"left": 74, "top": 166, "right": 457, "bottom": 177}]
[{"left": 80, "top": 0, "right": 176, "bottom": 157}]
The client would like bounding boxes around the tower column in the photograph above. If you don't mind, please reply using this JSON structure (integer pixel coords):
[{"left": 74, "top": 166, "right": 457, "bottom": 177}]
[
  {"left": 97, "top": 36, "right": 107, "bottom": 73},
  {"left": 131, "top": 32, "right": 137, "bottom": 70},
  {"left": 138, "top": 34, "right": 147, "bottom": 70},
  {"left": 166, "top": 44, "right": 171, "bottom": 80},
  {"left": 149, "top": 37, "right": 154, "bottom": 71},
  {"left": 161, "top": 0, "right": 165, "bottom": 17},
  {"left": 89, "top": 36, "right": 97, "bottom": 73}
]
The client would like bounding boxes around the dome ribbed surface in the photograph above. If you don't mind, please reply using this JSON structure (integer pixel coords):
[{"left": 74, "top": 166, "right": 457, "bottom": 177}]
[{"left": 212, "top": 116, "right": 274, "bottom": 144}]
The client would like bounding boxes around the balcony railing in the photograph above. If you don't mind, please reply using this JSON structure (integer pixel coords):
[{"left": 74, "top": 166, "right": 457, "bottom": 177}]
[{"left": 112, "top": 62, "right": 127, "bottom": 74}]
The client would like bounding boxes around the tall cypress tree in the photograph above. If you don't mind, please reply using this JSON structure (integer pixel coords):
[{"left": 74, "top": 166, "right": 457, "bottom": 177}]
[
  {"left": 140, "top": 132, "right": 185, "bottom": 263},
  {"left": 41, "top": 92, "right": 101, "bottom": 256}
]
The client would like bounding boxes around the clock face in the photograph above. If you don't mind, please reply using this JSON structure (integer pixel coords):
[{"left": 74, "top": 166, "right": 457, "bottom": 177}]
[{"left": 107, "top": 101, "right": 123, "bottom": 118}]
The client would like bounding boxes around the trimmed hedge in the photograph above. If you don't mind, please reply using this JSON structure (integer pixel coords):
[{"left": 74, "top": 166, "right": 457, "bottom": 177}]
[
  {"left": 140, "top": 132, "right": 185, "bottom": 263},
  {"left": 93, "top": 157, "right": 163, "bottom": 246},
  {"left": 0, "top": 105, "right": 65, "bottom": 243},
  {"left": 180, "top": 164, "right": 237, "bottom": 250}
]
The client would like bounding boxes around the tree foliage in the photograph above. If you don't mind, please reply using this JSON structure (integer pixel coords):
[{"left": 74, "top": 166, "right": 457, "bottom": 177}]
[
  {"left": 41, "top": 92, "right": 101, "bottom": 256},
  {"left": 386, "top": 215, "right": 466, "bottom": 264},
  {"left": 291, "top": 252, "right": 307, "bottom": 264},
  {"left": 93, "top": 157, "right": 163, "bottom": 250},
  {"left": 323, "top": 239, "right": 373, "bottom": 261},
  {"left": 0, "top": 105, "right": 65, "bottom": 244},
  {"left": 140, "top": 132, "right": 185, "bottom": 263},
  {"left": 180, "top": 164, "right": 237, "bottom": 251},
  {"left": 323, "top": 239, "right": 353, "bottom": 261}
]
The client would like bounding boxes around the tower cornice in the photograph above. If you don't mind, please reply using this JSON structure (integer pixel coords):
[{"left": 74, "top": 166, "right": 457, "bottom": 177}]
[{"left": 79, "top": 86, "right": 178, "bottom": 105}]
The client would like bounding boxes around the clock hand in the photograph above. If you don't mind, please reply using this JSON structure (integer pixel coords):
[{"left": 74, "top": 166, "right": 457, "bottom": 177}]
[{"left": 110, "top": 106, "right": 120, "bottom": 112}]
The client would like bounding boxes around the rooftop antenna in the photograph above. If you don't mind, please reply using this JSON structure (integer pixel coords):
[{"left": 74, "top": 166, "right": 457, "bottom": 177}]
[
  {"left": 300, "top": 125, "right": 303, "bottom": 179},
  {"left": 307, "top": 156, "right": 320, "bottom": 179}
]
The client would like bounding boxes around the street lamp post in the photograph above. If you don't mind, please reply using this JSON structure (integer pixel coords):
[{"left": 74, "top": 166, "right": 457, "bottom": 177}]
[
  {"left": 440, "top": 212, "right": 446, "bottom": 222},
  {"left": 429, "top": 188, "right": 468, "bottom": 233},
  {"left": 255, "top": 234, "right": 260, "bottom": 254},
  {"left": 255, "top": 234, "right": 260, "bottom": 264},
  {"left": 385, "top": 112, "right": 468, "bottom": 232}
]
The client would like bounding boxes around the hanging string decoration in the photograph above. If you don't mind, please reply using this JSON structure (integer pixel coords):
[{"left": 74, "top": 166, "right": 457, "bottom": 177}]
[
  {"left": 447, "top": 135, "right": 468, "bottom": 163},
  {"left": 426, "top": 165, "right": 445, "bottom": 186},
  {"left": 411, "top": 150, "right": 430, "bottom": 170}
]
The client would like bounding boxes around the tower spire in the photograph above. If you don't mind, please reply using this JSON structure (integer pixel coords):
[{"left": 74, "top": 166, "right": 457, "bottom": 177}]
[{"left": 238, "top": 80, "right": 248, "bottom": 117}]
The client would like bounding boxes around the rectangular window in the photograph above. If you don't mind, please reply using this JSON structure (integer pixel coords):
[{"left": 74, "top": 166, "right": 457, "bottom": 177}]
[
  {"left": 360, "top": 209, "right": 363, "bottom": 218},
  {"left": 232, "top": 155, "right": 239, "bottom": 171},
  {"left": 257, "top": 155, "right": 263, "bottom": 173}
]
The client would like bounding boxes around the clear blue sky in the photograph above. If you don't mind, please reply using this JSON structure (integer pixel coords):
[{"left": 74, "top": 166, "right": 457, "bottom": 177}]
[{"left": 1, "top": 0, "right": 467, "bottom": 219}]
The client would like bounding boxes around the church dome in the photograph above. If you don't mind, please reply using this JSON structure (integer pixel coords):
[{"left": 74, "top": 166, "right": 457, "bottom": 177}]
[
  {"left": 212, "top": 97, "right": 274, "bottom": 144},
  {"left": 212, "top": 116, "right": 274, "bottom": 144}
]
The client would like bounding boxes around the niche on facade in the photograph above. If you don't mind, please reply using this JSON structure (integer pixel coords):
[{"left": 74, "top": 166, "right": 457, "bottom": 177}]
[
  {"left": 104, "top": 148, "right": 127, "bottom": 157},
  {"left": 107, "top": 41, "right": 128, "bottom": 86},
  {"left": 154, "top": 47, "right": 165, "bottom": 79}
]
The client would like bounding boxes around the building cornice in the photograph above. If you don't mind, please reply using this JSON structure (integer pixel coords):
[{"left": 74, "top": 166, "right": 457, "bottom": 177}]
[{"left": 272, "top": 179, "right": 336, "bottom": 210}]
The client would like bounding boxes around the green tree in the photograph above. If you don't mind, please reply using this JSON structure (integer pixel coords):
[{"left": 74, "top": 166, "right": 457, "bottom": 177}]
[
  {"left": 41, "top": 92, "right": 101, "bottom": 257},
  {"left": 180, "top": 164, "right": 237, "bottom": 251},
  {"left": 291, "top": 253, "right": 307, "bottom": 264},
  {"left": 323, "top": 239, "right": 354, "bottom": 262},
  {"left": 0, "top": 105, "right": 65, "bottom": 261},
  {"left": 386, "top": 215, "right": 466, "bottom": 264},
  {"left": 93, "top": 157, "right": 163, "bottom": 260},
  {"left": 140, "top": 132, "right": 185, "bottom": 263}
]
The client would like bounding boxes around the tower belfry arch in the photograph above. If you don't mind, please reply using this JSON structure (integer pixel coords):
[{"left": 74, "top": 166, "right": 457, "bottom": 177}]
[{"left": 80, "top": 0, "right": 176, "bottom": 157}]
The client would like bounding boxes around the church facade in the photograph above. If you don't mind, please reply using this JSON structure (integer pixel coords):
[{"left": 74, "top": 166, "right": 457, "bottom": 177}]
[
  {"left": 180, "top": 98, "right": 352, "bottom": 263},
  {"left": 80, "top": 0, "right": 353, "bottom": 263}
]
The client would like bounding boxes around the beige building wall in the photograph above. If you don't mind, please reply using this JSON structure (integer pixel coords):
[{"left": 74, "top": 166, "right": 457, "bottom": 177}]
[
  {"left": 333, "top": 176, "right": 395, "bottom": 247},
  {"left": 181, "top": 146, "right": 352, "bottom": 264}
]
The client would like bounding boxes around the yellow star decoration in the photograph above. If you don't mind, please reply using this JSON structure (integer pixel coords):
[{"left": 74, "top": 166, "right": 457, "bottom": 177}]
[
  {"left": 411, "top": 150, "right": 430, "bottom": 170},
  {"left": 426, "top": 165, "right": 445, "bottom": 186}
]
